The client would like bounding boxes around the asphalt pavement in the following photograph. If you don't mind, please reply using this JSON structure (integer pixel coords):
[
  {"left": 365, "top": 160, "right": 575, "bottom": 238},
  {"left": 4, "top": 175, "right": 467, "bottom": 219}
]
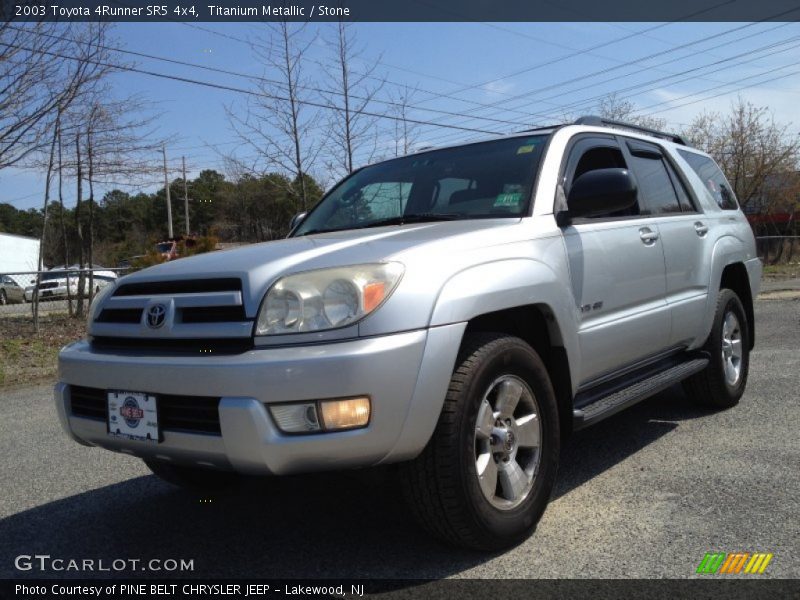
[{"left": 0, "top": 296, "right": 797, "bottom": 579}]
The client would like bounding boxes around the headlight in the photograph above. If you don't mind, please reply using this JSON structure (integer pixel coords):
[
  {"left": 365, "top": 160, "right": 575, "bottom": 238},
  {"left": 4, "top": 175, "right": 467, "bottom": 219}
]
[{"left": 255, "top": 263, "right": 404, "bottom": 335}]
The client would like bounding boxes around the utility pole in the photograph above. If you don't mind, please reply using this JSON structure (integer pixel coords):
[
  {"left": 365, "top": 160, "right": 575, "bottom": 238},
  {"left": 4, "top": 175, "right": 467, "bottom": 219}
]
[
  {"left": 162, "top": 145, "right": 173, "bottom": 238},
  {"left": 182, "top": 156, "right": 190, "bottom": 235}
]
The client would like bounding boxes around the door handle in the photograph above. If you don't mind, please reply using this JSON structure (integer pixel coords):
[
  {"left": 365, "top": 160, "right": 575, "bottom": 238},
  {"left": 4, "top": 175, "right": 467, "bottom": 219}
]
[
  {"left": 694, "top": 221, "right": 709, "bottom": 236},
  {"left": 639, "top": 227, "right": 659, "bottom": 244}
]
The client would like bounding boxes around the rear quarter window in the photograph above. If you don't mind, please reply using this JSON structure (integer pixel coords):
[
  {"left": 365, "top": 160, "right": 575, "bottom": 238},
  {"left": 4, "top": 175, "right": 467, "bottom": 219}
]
[{"left": 677, "top": 150, "right": 738, "bottom": 210}]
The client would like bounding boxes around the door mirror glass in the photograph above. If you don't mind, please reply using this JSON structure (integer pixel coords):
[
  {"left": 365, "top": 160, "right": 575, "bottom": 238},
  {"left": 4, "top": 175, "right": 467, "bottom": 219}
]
[{"left": 565, "top": 168, "right": 638, "bottom": 220}]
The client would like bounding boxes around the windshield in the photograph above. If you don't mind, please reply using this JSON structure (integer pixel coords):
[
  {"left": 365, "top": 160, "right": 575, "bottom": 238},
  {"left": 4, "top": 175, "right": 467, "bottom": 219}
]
[{"left": 293, "top": 135, "right": 548, "bottom": 236}]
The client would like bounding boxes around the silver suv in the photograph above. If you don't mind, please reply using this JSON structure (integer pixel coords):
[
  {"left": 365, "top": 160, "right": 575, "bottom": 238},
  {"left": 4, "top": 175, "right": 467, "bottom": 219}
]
[{"left": 56, "top": 117, "right": 761, "bottom": 550}]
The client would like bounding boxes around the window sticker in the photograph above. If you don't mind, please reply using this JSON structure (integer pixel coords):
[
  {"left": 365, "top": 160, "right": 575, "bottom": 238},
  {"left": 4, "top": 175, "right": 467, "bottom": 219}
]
[
  {"left": 494, "top": 192, "right": 522, "bottom": 208},
  {"left": 517, "top": 144, "right": 535, "bottom": 154}
]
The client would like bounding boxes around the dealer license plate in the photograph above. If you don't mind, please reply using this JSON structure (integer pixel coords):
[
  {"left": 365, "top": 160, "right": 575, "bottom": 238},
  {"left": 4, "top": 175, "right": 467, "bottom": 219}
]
[{"left": 107, "top": 390, "right": 159, "bottom": 442}]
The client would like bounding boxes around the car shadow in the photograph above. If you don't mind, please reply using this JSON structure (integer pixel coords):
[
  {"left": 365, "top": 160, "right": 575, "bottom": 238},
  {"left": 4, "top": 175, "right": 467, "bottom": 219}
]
[{"left": 0, "top": 385, "right": 713, "bottom": 580}]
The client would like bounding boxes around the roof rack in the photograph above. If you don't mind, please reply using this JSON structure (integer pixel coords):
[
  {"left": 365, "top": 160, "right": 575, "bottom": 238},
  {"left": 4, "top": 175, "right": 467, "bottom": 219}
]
[
  {"left": 517, "top": 123, "right": 564, "bottom": 134},
  {"left": 574, "top": 115, "right": 687, "bottom": 146}
]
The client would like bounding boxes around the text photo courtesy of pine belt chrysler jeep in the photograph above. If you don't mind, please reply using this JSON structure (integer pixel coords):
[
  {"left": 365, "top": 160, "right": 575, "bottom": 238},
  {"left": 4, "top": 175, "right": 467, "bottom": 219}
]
[{"left": 55, "top": 116, "right": 761, "bottom": 550}]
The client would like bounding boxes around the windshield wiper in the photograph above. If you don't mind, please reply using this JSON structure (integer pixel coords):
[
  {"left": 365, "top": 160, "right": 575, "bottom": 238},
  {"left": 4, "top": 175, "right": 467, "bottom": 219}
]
[
  {"left": 297, "top": 213, "right": 463, "bottom": 236},
  {"left": 358, "top": 213, "right": 464, "bottom": 229},
  {"left": 298, "top": 227, "right": 349, "bottom": 236}
]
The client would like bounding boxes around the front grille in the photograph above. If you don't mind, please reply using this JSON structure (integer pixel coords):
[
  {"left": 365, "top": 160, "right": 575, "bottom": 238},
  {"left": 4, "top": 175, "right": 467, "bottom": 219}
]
[
  {"left": 181, "top": 305, "right": 247, "bottom": 323},
  {"left": 91, "top": 336, "right": 254, "bottom": 355},
  {"left": 39, "top": 281, "right": 59, "bottom": 290},
  {"left": 114, "top": 278, "right": 241, "bottom": 296},
  {"left": 95, "top": 278, "right": 250, "bottom": 334},
  {"left": 96, "top": 308, "right": 142, "bottom": 323},
  {"left": 70, "top": 386, "right": 107, "bottom": 420},
  {"left": 69, "top": 385, "right": 222, "bottom": 435},
  {"left": 95, "top": 306, "right": 248, "bottom": 325}
]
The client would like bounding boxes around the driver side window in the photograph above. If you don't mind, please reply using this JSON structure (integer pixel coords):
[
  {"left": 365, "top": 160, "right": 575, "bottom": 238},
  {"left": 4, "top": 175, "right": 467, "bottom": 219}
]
[{"left": 566, "top": 139, "right": 639, "bottom": 218}]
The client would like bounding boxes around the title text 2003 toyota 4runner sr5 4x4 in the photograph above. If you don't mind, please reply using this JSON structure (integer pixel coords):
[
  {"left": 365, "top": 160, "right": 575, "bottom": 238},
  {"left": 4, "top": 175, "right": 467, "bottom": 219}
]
[{"left": 56, "top": 117, "right": 761, "bottom": 550}]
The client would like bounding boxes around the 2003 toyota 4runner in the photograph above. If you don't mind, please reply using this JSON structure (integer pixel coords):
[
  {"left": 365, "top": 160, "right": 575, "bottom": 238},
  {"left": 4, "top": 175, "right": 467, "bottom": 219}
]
[{"left": 56, "top": 116, "right": 761, "bottom": 550}]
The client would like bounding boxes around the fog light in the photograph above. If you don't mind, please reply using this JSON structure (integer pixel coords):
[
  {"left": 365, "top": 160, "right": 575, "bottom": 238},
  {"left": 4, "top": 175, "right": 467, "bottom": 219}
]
[
  {"left": 320, "top": 397, "right": 371, "bottom": 431},
  {"left": 269, "top": 402, "right": 321, "bottom": 433}
]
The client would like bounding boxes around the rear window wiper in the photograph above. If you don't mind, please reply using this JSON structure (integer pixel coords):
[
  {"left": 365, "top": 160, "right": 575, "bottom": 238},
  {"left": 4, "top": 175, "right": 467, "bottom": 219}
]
[{"left": 358, "top": 213, "right": 464, "bottom": 229}]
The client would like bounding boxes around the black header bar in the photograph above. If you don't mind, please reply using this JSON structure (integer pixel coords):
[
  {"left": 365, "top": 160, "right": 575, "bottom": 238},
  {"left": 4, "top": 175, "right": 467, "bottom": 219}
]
[{"left": 3, "top": 0, "right": 800, "bottom": 23}]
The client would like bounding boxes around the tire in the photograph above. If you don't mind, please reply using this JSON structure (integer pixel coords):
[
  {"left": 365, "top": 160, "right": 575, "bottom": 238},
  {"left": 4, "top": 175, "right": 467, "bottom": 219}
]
[
  {"left": 400, "top": 332, "right": 560, "bottom": 551},
  {"left": 144, "top": 459, "right": 243, "bottom": 491},
  {"left": 683, "top": 288, "right": 750, "bottom": 409},
  {"left": 0, "top": 290, "right": 6, "bottom": 305}
]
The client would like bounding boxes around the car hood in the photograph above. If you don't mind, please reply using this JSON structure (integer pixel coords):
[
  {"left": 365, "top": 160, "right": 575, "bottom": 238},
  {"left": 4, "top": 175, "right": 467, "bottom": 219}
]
[{"left": 117, "top": 219, "right": 525, "bottom": 315}]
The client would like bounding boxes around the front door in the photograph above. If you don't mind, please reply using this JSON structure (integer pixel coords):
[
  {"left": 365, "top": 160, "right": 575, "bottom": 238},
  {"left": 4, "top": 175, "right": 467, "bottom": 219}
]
[{"left": 560, "top": 135, "right": 671, "bottom": 386}]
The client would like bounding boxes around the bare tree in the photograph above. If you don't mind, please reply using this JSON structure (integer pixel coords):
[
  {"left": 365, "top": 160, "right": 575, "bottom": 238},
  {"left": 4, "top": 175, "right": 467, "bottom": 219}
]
[
  {"left": 56, "top": 112, "right": 75, "bottom": 316},
  {"left": 226, "top": 21, "right": 320, "bottom": 211},
  {"left": 596, "top": 93, "right": 668, "bottom": 131},
  {"left": 0, "top": 23, "right": 102, "bottom": 169},
  {"left": 323, "top": 21, "right": 385, "bottom": 174},
  {"left": 682, "top": 97, "right": 800, "bottom": 209},
  {"left": 391, "top": 85, "right": 419, "bottom": 157},
  {"left": 24, "top": 22, "right": 118, "bottom": 323},
  {"left": 37, "top": 23, "right": 162, "bottom": 313},
  {"left": 31, "top": 112, "right": 60, "bottom": 330},
  {"left": 79, "top": 97, "right": 162, "bottom": 301}
]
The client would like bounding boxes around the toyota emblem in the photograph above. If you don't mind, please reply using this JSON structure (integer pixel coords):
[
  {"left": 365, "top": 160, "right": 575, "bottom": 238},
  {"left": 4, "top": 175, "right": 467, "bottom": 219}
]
[{"left": 146, "top": 303, "right": 167, "bottom": 329}]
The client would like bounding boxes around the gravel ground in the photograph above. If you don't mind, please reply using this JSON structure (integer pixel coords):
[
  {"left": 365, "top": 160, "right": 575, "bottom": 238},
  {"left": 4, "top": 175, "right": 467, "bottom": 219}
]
[{"left": 0, "top": 297, "right": 797, "bottom": 580}]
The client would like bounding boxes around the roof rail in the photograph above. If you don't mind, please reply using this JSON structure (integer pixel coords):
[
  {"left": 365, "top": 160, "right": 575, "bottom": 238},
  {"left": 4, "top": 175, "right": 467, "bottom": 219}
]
[
  {"left": 574, "top": 115, "right": 687, "bottom": 146},
  {"left": 517, "top": 123, "right": 565, "bottom": 134}
]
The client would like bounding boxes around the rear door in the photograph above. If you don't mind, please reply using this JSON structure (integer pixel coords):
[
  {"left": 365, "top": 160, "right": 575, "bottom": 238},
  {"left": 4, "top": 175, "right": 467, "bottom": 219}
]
[
  {"left": 620, "top": 138, "right": 712, "bottom": 348},
  {"left": 559, "top": 135, "right": 671, "bottom": 386}
]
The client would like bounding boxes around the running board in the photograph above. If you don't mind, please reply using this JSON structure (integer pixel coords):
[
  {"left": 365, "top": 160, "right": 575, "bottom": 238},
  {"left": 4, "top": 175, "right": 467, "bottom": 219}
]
[{"left": 572, "top": 357, "right": 709, "bottom": 430}]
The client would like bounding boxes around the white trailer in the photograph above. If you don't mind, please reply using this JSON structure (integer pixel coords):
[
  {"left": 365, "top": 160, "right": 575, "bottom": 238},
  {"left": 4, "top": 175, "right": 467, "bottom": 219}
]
[{"left": 0, "top": 232, "right": 41, "bottom": 287}]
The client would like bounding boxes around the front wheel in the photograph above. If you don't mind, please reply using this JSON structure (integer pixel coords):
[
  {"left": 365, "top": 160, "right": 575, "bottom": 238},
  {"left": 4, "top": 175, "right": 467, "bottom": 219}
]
[
  {"left": 144, "top": 459, "right": 244, "bottom": 491},
  {"left": 400, "top": 332, "right": 560, "bottom": 550},
  {"left": 0, "top": 290, "right": 6, "bottom": 305},
  {"left": 683, "top": 288, "right": 750, "bottom": 409}
]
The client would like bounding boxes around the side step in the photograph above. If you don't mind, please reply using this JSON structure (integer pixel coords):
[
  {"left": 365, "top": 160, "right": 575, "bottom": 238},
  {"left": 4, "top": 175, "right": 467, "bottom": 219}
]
[{"left": 572, "top": 356, "right": 709, "bottom": 430}]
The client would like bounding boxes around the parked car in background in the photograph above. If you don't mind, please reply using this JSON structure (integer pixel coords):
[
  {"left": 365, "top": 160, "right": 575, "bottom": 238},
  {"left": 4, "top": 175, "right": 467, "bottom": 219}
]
[
  {"left": 0, "top": 275, "right": 25, "bottom": 304},
  {"left": 25, "top": 267, "right": 117, "bottom": 302},
  {"left": 155, "top": 240, "right": 178, "bottom": 261},
  {"left": 156, "top": 236, "right": 199, "bottom": 261}
]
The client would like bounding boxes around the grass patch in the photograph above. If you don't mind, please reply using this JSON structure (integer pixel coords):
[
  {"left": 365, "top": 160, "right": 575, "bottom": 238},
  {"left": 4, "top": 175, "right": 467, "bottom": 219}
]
[
  {"left": 762, "top": 263, "right": 799, "bottom": 280},
  {"left": 0, "top": 315, "right": 86, "bottom": 388}
]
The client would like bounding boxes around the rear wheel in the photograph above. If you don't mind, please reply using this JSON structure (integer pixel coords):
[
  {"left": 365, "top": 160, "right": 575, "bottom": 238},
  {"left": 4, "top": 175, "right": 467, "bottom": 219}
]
[
  {"left": 400, "top": 332, "right": 560, "bottom": 550},
  {"left": 683, "top": 288, "right": 750, "bottom": 409},
  {"left": 144, "top": 459, "right": 243, "bottom": 491}
]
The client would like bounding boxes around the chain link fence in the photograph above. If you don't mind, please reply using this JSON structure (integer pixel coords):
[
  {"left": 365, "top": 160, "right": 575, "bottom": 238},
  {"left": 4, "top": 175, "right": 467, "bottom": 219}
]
[
  {"left": 755, "top": 236, "right": 800, "bottom": 264},
  {"left": 0, "top": 267, "right": 130, "bottom": 318}
]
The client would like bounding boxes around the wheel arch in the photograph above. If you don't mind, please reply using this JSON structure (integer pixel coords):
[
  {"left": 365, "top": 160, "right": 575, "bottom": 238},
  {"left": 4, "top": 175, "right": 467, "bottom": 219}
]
[
  {"left": 720, "top": 262, "right": 755, "bottom": 349},
  {"left": 463, "top": 304, "right": 575, "bottom": 440},
  {"left": 704, "top": 237, "right": 757, "bottom": 350}
]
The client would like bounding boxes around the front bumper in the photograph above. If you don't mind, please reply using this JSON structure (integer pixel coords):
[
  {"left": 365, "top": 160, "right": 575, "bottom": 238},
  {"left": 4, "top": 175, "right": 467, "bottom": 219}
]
[{"left": 56, "top": 324, "right": 465, "bottom": 475}]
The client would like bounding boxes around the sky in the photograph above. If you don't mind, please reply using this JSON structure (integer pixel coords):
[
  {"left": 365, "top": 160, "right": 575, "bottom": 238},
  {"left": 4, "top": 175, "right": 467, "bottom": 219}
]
[{"left": 3, "top": 20, "right": 800, "bottom": 210}]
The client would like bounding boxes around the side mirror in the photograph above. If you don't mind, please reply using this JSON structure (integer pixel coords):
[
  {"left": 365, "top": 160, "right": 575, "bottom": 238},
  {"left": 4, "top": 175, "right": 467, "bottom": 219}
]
[
  {"left": 289, "top": 211, "right": 307, "bottom": 231},
  {"left": 561, "top": 168, "right": 638, "bottom": 222}
]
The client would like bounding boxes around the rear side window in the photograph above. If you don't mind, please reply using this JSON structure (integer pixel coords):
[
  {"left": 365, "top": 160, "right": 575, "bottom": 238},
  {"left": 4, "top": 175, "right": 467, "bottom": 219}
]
[
  {"left": 666, "top": 161, "right": 696, "bottom": 212},
  {"left": 628, "top": 153, "right": 682, "bottom": 215},
  {"left": 677, "top": 150, "right": 738, "bottom": 210}
]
